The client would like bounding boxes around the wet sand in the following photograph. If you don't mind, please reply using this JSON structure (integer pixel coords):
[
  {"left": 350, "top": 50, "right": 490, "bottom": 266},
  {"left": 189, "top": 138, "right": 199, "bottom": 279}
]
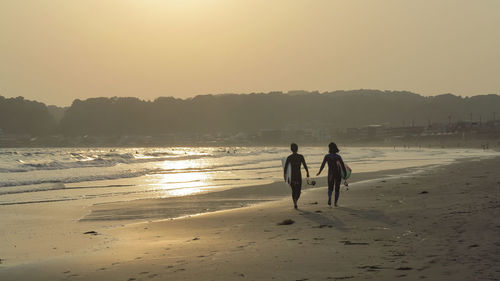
[{"left": 1, "top": 157, "right": 499, "bottom": 280}]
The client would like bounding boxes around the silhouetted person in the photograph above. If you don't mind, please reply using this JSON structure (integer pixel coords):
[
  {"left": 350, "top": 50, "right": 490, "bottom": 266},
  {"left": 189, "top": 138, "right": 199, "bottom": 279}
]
[
  {"left": 284, "top": 143, "right": 309, "bottom": 209},
  {"left": 316, "top": 142, "right": 346, "bottom": 207}
]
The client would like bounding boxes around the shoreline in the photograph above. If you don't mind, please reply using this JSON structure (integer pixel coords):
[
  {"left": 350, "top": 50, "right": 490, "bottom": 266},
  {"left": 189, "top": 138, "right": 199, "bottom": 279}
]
[
  {"left": 81, "top": 166, "right": 418, "bottom": 222},
  {"left": 0, "top": 166, "right": 419, "bottom": 267},
  {"left": 1, "top": 155, "right": 499, "bottom": 280}
]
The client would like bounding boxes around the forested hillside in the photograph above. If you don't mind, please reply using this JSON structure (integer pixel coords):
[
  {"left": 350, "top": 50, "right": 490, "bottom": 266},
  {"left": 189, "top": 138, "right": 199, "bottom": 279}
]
[
  {"left": 2, "top": 90, "right": 499, "bottom": 137},
  {"left": 59, "top": 90, "right": 500, "bottom": 135}
]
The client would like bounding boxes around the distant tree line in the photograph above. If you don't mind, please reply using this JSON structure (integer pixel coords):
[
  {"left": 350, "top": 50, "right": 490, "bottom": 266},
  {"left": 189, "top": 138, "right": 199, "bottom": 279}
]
[
  {"left": 0, "top": 96, "right": 56, "bottom": 135},
  {"left": 1, "top": 90, "right": 499, "bottom": 136}
]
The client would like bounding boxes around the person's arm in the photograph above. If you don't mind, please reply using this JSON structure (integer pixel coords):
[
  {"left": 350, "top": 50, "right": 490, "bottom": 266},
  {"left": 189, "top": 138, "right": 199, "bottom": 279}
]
[
  {"left": 338, "top": 155, "right": 347, "bottom": 177},
  {"left": 301, "top": 155, "right": 310, "bottom": 178},
  {"left": 316, "top": 155, "right": 327, "bottom": 176},
  {"left": 284, "top": 157, "right": 290, "bottom": 182}
]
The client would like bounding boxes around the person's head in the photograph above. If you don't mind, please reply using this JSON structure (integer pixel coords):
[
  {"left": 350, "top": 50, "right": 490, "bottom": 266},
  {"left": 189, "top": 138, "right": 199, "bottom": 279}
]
[
  {"left": 329, "top": 142, "right": 339, "bottom": 153},
  {"left": 290, "top": 143, "right": 298, "bottom": 153}
]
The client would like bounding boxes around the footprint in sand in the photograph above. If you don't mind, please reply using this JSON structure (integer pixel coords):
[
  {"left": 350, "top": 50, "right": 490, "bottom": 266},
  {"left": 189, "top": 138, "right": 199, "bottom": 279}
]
[
  {"left": 174, "top": 268, "right": 186, "bottom": 273},
  {"left": 277, "top": 219, "right": 295, "bottom": 225},
  {"left": 315, "top": 224, "right": 332, "bottom": 228},
  {"left": 358, "top": 265, "right": 383, "bottom": 271},
  {"left": 340, "top": 240, "right": 369, "bottom": 245}
]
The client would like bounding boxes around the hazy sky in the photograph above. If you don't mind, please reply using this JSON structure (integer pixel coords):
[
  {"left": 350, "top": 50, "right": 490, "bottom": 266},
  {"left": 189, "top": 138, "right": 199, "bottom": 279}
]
[{"left": 1, "top": 0, "right": 499, "bottom": 106}]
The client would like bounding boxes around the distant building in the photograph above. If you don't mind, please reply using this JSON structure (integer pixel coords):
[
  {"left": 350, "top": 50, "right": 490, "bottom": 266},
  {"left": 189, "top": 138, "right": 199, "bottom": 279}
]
[{"left": 385, "top": 126, "right": 425, "bottom": 137}]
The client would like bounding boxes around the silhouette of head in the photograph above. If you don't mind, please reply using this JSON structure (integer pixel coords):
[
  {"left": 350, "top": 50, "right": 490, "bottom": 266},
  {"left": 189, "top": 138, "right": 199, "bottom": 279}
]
[
  {"left": 329, "top": 142, "right": 339, "bottom": 153},
  {"left": 290, "top": 143, "right": 298, "bottom": 153}
]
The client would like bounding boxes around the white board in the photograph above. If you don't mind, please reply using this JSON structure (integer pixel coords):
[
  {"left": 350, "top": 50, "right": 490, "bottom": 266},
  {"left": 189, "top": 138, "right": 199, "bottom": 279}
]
[{"left": 281, "top": 157, "right": 292, "bottom": 183}]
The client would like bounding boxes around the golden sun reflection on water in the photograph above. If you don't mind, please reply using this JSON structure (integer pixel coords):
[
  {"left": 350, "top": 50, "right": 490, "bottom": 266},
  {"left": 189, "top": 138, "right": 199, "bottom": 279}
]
[
  {"left": 148, "top": 159, "right": 215, "bottom": 197},
  {"left": 159, "top": 158, "right": 203, "bottom": 171}
]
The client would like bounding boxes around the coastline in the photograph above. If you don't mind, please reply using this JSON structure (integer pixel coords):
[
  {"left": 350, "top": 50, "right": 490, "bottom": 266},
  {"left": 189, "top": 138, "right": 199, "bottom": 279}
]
[
  {"left": 81, "top": 166, "right": 416, "bottom": 222},
  {"left": 1, "top": 155, "right": 499, "bottom": 280},
  {"left": 0, "top": 166, "right": 415, "bottom": 266}
]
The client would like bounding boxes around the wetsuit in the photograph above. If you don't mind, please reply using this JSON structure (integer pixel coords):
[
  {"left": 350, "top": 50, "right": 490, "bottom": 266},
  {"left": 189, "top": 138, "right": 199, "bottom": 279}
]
[
  {"left": 318, "top": 153, "right": 346, "bottom": 204},
  {"left": 284, "top": 153, "right": 308, "bottom": 203}
]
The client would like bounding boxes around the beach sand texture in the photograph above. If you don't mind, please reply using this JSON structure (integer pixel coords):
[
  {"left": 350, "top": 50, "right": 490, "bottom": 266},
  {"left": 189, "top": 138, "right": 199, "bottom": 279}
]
[{"left": 1, "top": 156, "right": 499, "bottom": 281}]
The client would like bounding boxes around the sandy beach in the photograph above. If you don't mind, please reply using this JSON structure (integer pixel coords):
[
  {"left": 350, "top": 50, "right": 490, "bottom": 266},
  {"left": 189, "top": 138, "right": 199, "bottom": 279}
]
[{"left": 1, "top": 155, "right": 499, "bottom": 281}]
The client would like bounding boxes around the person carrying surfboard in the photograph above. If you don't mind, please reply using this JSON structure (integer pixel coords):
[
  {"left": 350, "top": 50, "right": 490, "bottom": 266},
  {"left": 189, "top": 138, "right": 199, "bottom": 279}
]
[
  {"left": 316, "top": 142, "right": 347, "bottom": 207},
  {"left": 284, "top": 143, "right": 310, "bottom": 209}
]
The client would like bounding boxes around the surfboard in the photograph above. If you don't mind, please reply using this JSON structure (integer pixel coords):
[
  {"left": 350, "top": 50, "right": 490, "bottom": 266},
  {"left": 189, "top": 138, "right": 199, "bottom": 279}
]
[
  {"left": 340, "top": 163, "right": 352, "bottom": 180},
  {"left": 338, "top": 161, "right": 352, "bottom": 187},
  {"left": 282, "top": 157, "right": 292, "bottom": 183}
]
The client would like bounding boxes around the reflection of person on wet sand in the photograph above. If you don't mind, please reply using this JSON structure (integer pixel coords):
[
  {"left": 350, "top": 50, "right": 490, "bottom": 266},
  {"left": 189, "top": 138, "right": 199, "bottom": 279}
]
[
  {"left": 316, "top": 142, "right": 346, "bottom": 207},
  {"left": 284, "top": 143, "right": 310, "bottom": 209}
]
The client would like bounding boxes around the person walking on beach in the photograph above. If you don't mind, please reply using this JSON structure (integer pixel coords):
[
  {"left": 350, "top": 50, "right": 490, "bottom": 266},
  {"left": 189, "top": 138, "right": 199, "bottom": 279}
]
[
  {"left": 316, "top": 142, "right": 346, "bottom": 207},
  {"left": 284, "top": 143, "right": 310, "bottom": 209}
]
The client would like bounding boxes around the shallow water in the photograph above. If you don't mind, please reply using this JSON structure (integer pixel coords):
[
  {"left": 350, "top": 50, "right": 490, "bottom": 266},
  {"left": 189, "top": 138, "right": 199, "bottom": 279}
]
[{"left": 0, "top": 146, "right": 496, "bottom": 206}]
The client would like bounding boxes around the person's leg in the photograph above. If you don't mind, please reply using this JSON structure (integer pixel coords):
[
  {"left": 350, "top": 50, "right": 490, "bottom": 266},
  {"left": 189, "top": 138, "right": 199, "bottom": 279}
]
[
  {"left": 293, "top": 179, "right": 301, "bottom": 200},
  {"left": 334, "top": 178, "right": 341, "bottom": 206},
  {"left": 327, "top": 178, "right": 334, "bottom": 206},
  {"left": 291, "top": 181, "right": 300, "bottom": 209},
  {"left": 294, "top": 181, "right": 302, "bottom": 209}
]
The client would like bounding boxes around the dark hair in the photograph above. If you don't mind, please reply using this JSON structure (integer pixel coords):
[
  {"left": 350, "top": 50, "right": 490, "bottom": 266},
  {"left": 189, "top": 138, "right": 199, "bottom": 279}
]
[
  {"left": 290, "top": 143, "right": 298, "bottom": 153},
  {"left": 329, "top": 142, "right": 339, "bottom": 153}
]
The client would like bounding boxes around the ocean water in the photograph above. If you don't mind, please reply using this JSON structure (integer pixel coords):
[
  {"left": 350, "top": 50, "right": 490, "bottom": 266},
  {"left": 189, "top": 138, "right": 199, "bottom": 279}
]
[{"left": 0, "top": 146, "right": 496, "bottom": 206}]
